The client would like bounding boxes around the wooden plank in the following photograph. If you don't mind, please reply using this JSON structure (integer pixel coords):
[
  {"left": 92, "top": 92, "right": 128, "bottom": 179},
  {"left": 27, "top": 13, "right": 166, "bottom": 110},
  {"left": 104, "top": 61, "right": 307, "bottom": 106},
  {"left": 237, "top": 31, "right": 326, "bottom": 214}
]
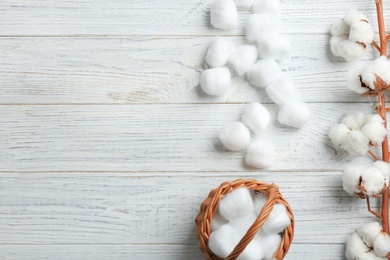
[
  {"left": 0, "top": 36, "right": 376, "bottom": 104},
  {"left": 0, "top": 0, "right": 379, "bottom": 36},
  {"left": 0, "top": 244, "right": 344, "bottom": 259},
  {"left": 0, "top": 172, "right": 379, "bottom": 245},
  {"left": 0, "top": 103, "right": 376, "bottom": 172}
]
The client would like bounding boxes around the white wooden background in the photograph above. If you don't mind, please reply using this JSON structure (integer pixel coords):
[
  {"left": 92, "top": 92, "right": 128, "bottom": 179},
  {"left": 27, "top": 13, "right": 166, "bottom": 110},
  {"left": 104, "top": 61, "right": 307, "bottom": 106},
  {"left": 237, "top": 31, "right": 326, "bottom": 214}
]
[{"left": 0, "top": 0, "right": 388, "bottom": 259}]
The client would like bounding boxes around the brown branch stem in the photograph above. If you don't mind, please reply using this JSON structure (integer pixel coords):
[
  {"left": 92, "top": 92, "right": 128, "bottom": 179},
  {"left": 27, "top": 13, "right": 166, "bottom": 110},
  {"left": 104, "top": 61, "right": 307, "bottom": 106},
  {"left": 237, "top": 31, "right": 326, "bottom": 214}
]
[{"left": 369, "top": 150, "right": 380, "bottom": 161}]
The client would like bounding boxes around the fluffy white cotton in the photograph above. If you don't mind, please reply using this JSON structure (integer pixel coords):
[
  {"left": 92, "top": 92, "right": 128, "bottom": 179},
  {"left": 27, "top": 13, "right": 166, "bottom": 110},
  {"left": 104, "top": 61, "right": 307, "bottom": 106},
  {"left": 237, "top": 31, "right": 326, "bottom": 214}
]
[
  {"left": 361, "top": 167, "right": 387, "bottom": 196},
  {"left": 374, "top": 233, "right": 390, "bottom": 257},
  {"left": 356, "top": 222, "right": 382, "bottom": 248},
  {"left": 258, "top": 34, "right": 291, "bottom": 60},
  {"left": 241, "top": 102, "right": 271, "bottom": 133},
  {"left": 237, "top": 238, "right": 264, "bottom": 260},
  {"left": 229, "top": 213, "right": 257, "bottom": 237},
  {"left": 252, "top": 0, "right": 281, "bottom": 15},
  {"left": 343, "top": 9, "right": 368, "bottom": 26},
  {"left": 373, "top": 161, "right": 390, "bottom": 181},
  {"left": 345, "top": 232, "right": 370, "bottom": 260},
  {"left": 349, "top": 21, "right": 374, "bottom": 45},
  {"left": 206, "top": 38, "right": 235, "bottom": 68},
  {"left": 342, "top": 164, "right": 365, "bottom": 195},
  {"left": 253, "top": 192, "right": 268, "bottom": 215},
  {"left": 210, "top": 0, "right": 238, "bottom": 30},
  {"left": 337, "top": 39, "right": 366, "bottom": 61},
  {"left": 245, "top": 140, "right": 274, "bottom": 169},
  {"left": 359, "top": 251, "right": 387, "bottom": 260},
  {"left": 208, "top": 224, "right": 241, "bottom": 258},
  {"left": 247, "top": 59, "right": 281, "bottom": 88},
  {"left": 341, "top": 130, "right": 370, "bottom": 156},
  {"left": 234, "top": 0, "right": 254, "bottom": 8},
  {"left": 219, "top": 187, "right": 255, "bottom": 220},
  {"left": 347, "top": 66, "right": 367, "bottom": 94},
  {"left": 266, "top": 77, "right": 296, "bottom": 105},
  {"left": 245, "top": 14, "right": 277, "bottom": 43},
  {"left": 200, "top": 67, "right": 231, "bottom": 96},
  {"left": 329, "top": 124, "right": 350, "bottom": 147},
  {"left": 258, "top": 233, "right": 282, "bottom": 260},
  {"left": 360, "top": 56, "right": 390, "bottom": 90},
  {"left": 365, "top": 114, "right": 384, "bottom": 125},
  {"left": 277, "top": 100, "right": 310, "bottom": 128},
  {"left": 219, "top": 122, "right": 251, "bottom": 151},
  {"left": 211, "top": 210, "right": 228, "bottom": 232},
  {"left": 262, "top": 204, "right": 291, "bottom": 235},
  {"left": 330, "top": 35, "right": 348, "bottom": 57},
  {"left": 229, "top": 45, "right": 258, "bottom": 76},
  {"left": 342, "top": 112, "right": 365, "bottom": 130},
  {"left": 330, "top": 19, "right": 350, "bottom": 37},
  {"left": 361, "top": 122, "right": 387, "bottom": 145}
]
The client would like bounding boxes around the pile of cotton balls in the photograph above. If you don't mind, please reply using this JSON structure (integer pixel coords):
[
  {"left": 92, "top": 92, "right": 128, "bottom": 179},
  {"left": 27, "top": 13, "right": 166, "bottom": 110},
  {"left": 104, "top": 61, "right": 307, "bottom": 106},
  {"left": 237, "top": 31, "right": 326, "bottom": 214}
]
[
  {"left": 202, "top": 0, "right": 310, "bottom": 128},
  {"left": 329, "top": 112, "right": 386, "bottom": 156},
  {"left": 346, "top": 222, "right": 390, "bottom": 259},
  {"left": 330, "top": 10, "right": 374, "bottom": 61},
  {"left": 209, "top": 187, "right": 291, "bottom": 259}
]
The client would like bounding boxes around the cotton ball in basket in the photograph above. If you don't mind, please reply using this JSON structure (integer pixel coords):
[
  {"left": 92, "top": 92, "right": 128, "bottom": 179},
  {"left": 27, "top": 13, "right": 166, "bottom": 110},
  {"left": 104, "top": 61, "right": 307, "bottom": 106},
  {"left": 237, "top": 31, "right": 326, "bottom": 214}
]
[
  {"left": 229, "top": 45, "right": 258, "bottom": 76},
  {"left": 252, "top": 0, "right": 281, "bottom": 16},
  {"left": 218, "top": 187, "right": 255, "bottom": 220},
  {"left": 237, "top": 238, "right": 264, "bottom": 260},
  {"left": 258, "top": 233, "right": 282, "bottom": 260},
  {"left": 253, "top": 192, "right": 268, "bottom": 215},
  {"left": 206, "top": 38, "right": 235, "bottom": 68},
  {"left": 356, "top": 222, "right": 381, "bottom": 248},
  {"left": 349, "top": 20, "right": 374, "bottom": 45},
  {"left": 241, "top": 102, "right": 271, "bottom": 133},
  {"left": 247, "top": 59, "right": 281, "bottom": 88},
  {"left": 262, "top": 204, "right": 291, "bottom": 235},
  {"left": 374, "top": 233, "right": 390, "bottom": 258},
  {"left": 258, "top": 34, "right": 291, "bottom": 60},
  {"left": 229, "top": 213, "right": 257, "bottom": 237},
  {"left": 245, "top": 140, "right": 274, "bottom": 169},
  {"left": 342, "top": 164, "right": 365, "bottom": 195},
  {"left": 234, "top": 0, "right": 254, "bottom": 8},
  {"left": 361, "top": 122, "right": 387, "bottom": 145},
  {"left": 211, "top": 209, "right": 228, "bottom": 232},
  {"left": 345, "top": 232, "right": 371, "bottom": 260},
  {"left": 266, "top": 77, "right": 296, "bottom": 105},
  {"left": 277, "top": 100, "right": 310, "bottom": 128},
  {"left": 208, "top": 224, "right": 242, "bottom": 258},
  {"left": 210, "top": 0, "right": 238, "bottom": 30},
  {"left": 219, "top": 122, "right": 251, "bottom": 151},
  {"left": 245, "top": 14, "right": 277, "bottom": 43},
  {"left": 200, "top": 67, "right": 231, "bottom": 96}
]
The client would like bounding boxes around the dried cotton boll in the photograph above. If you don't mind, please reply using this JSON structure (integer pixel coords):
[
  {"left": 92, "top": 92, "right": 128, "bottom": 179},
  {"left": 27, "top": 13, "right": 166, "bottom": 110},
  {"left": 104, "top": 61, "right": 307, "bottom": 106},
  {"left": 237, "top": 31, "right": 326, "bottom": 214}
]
[
  {"left": 211, "top": 210, "right": 228, "bottom": 232},
  {"left": 241, "top": 102, "right": 271, "bottom": 133},
  {"left": 361, "top": 167, "right": 386, "bottom": 196},
  {"left": 359, "top": 251, "right": 387, "bottom": 260},
  {"left": 247, "top": 59, "right": 282, "bottom": 88},
  {"left": 374, "top": 233, "right": 390, "bottom": 258},
  {"left": 200, "top": 67, "right": 231, "bottom": 96},
  {"left": 258, "top": 234, "right": 282, "bottom": 260},
  {"left": 266, "top": 77, "right": 296, "bottom": 105},
  {"left": 342, "top": 164, "right": 365, "bottom": 195},
  {"left": 245, "top": 14, "right": 277, "bottom": 43},
  {"left": 210, "top": 0, "right": 238, "bottom": 30},
  {"left": 345, "top": 232, "right": 371, "bottom": 260},
  {"left": 245, "top": 140, "right": 274, "bottom": 169},
  {"left": 252, "top": 0, "right": 281, "bottom": 16},
  {"left": 365, "top": 114, "right": 384, "bottom": 125},
  {"left": 229, "top": 45, "right": 258, "bottom": 76},
  {"left": 347, "top": 66, "right": 367, "bottom": 94},
  {"left": 349, "top": 21, "right": 374, "bottom": 45},
  {"left": 330, "top": 19, "right": 350, "bottom": 37},
  {"left": 229, "top": 213, "right": 257, "bottom": 237},
  {"left": 208, "top": 224, "right": 242, "bottom": 258},
  {"left": 253, "top": 192, "right": 268, "bottom": 215},
  {"left": 341, "top": 130, "right": 370, "bottom": 156},
  {"left": 258, "top": 34, "right": 291, "bottom": 60},
  {"left": 330, "top": 35, "right": 348, "bottom": 57},
  {"left": 337, "top": 39, "right": 366, "bottom": 61},
  {"left": 237, "top": 239, "right": 264, "bottom": 260},
  {"left": 277, "top": 100, "right": 310, "bottom": 128},
  {"left": 361, "top": 56, "right": 390, "bottom": 90},
  {"left": 342, "top": 112, "right": 365, "bottom": 130},
  {"left": 356, "top": 222, "right": 382, "bottom": 248},
  {"left": 262, "top": 204, "right": 291, "bottom": 235},
  {"left": 219, "top": 187, "right": 255, "bottom": 220},
  {"left": 361, "top": 122, "right": 387, "bottom": 145},
  {"left": 206, "top": 38, "right": 235, "bottom": 68},
  {"left": 234, "top": 0, "right": 254, "bottom": 8},
  {"left": 373, "top": 161, "right": 390, "bottom": 182},
  {"left": 328, "top": 124, "right": 350, "bottom": 147},
  {"left": 343, "top": 9, "right": 369, "bottom": 26},
  {"left": 219, "top": 122, "right": 251, "bottom": 151}
]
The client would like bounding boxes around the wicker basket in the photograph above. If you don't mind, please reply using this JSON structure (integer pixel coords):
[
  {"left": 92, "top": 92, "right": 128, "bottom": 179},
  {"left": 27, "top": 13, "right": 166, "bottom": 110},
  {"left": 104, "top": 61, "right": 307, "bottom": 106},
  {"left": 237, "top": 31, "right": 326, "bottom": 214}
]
[{"left": 195, "top": 179, "right": 294, "bottom": 260}]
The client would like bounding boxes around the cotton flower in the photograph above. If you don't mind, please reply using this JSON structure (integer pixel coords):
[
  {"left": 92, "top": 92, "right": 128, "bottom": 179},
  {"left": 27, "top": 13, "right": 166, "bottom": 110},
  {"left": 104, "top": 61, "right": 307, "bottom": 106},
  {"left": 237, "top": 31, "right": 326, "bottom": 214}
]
[
  {"left": 247, "top": 59, "right": 281, "bottom": 88},
  {"left": 210, "top": 0, "right": 238, "bottom": 30},
  {"left": 343, "top": 9, "right": 368, "bottom": 26},
  {"left": 229, "top": 45, "right": 258, "bottom": 76},
  {"left": 241, "top": 102, "right": 271, "bottom": 133},
  {"left": 219, "top": 122, "right": 251, "bottom": 151},
  {"left": 342, "top": 164, "right": 366, "bottom": 195},
  {"left": 356, "top": 222, "right": 382, "bottom": 248},
  {"left": 206, "top": 38, "right": 235, "bottom": 68},
  {"left": 373, "top": 233, "right": 390, "bottom": 257},
  {"left": 330, "top": 19, "right": 350, "bottom": 37},
  {"left": 345, "top": 232, "right": 371, "bottom": 260},
  {"left": 200, "top": 67, "right": 231, "bottom": 96}
]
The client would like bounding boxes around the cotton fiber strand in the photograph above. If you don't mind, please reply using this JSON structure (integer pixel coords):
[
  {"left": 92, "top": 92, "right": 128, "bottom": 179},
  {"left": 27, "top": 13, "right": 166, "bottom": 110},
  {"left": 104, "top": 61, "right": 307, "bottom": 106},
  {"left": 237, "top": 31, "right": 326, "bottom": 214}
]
[
  {"left": 219, "top": 122, "right": 251, "bottom": 151},
  {"left": 266, "top": 77, "right": 296, "bottom": 105},
  {"left": 210, "top": 0, "right": 238, "bottom": 30},
  {"left": 200, "top": 67, "right": 231, "bottom": 96},
  {"left": 258, "top": 34, "right": 291, "bottom": 60},
  {"left": 229, "top": 45, "right": 258, "bottom": 76},
  {"left": 208, "top": 224, "right": 242, "bottom": 258},
  {"left": 277, "top": 100, "right": 310, "bottom": 128},
  {"left": 262, "top": 204, "right": 291, "bottom": 235},
  {"left": 206, "top": 38, "right": 235, "bottom": 68},
  {"left": 245, "top": 140, "right": 274, "bottom": 169},
  {"left": 258, "top": 233, "right": 282, "bottom": 260},
  {"left": 218, "top": 187, "right": 254, "bottom": 220},
  {"left": 345, "top": 232, "right": 371, "bottom": 260},
  {"left": 247, "top": 59, "right": 281, "bottom": 88},
  {"left": 252, "top": 0, "right": 281, "bottom": 15},
  {"left": 241, "top": 102, "right": 271, "bottom": 133},
  {"left": 356, "top": 222, "right": 381, "bottom": 248},
  {"left": 245, "top": 14, "right": 277, "bottom": 43},
  {"left": 234, "top": 0, "right": 254, "bottom": 8},
  {"left": 374, "top": 233, "right": 390, "bottom": 257}
]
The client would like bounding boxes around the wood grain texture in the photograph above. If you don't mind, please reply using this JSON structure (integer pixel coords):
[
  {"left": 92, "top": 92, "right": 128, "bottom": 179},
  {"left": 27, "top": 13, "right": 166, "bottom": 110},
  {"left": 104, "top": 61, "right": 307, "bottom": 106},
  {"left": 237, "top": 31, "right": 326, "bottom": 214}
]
[
  {"left": 0, "top": 35, "right": 377, "bottom": 104},
  {"left": 0, "top": 172, "right": 379, "bottom": 245},
  {"left": 0, "top": 0, "right": 380, "bottom": 36}
]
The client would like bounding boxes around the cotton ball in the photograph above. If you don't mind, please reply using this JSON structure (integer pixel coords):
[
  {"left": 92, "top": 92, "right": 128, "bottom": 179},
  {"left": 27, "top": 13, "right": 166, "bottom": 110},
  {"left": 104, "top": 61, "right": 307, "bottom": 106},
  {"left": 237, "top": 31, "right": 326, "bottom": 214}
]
[
  {"left": 219, "top": 122, "right": 251, "bottom": 151},
  {"left": 229, "top": 45, "right": 258, "bottom": 76},
  {"left": 337, "top": 40, "right": 366, "bottom": 61},
  {"left": 343, "top": 9, "right": 368, "bottom": 26},
  {"left": 245, "top": 140, "right": 274, "bottom": 169},
  {"left": 229, "top": 213, "right": 257, "bottom": 237},
  {"left": 200, "top": 67, "right": 231, "bottom": 96},
  {"left": 329, "top": 124, "right": 350, "bottom": 147},
  {"left": 356, "top": 222, "right": 382, "bottom": 248},
  {"left": 211, "top": 209, "right": 228, "bottom": 232},
  {"left": 361, "top": 167, "right": 386, "bottom": 196},
  {"left": 374, "top": 233, "right": 390, "bottom": 258},
  {"left": 208, "top": 224, "right": 242, "bottom": 258},
  {"left": 342, "top": 112, "right": 365, "bottom": 130},
  {"left": 346, "top": 66, "right": 366, "bottom": 94},
  {"left": 342, "top": 164, "right": 365, "bottom": 195},
  {"left": 361, "top": 122, "right": 387, "bottom": 145},
  {"left": 277, "top": 100, "right": 310, "bottom": 128},
  {"left": 253, "top": 192, "right": 268, "bottom": 215},
  {"left": 258, "top": 233, "right": 282, "bottom": 260},
  {"left": 349, "top": 21, "right": 374, "bottom": 45},
  {"left": 234, "top": 0, "right": 254, "bottom": 8},
  {"left": 247, "top": 59, "right": 281, "bottom": 88},
  {"left": 210, "top": 0, "right": 238, "bottom": 30},
  {"left": 361, "top": 56, "right": 390, "bottom": 89},
  {"left": 237, "top": 238, "right": 264, "bottom": 260},
  {"left": 206, "top": 38, "right": 235, "bottom": 68},
  {"left": 241, "top": 102, "right": 271, "bottom": 133},
  {"left": 373, "top": 161, "right": 390, "bottom": 182},
  {"left": 345, "top": 232, "right": 370, "bottom": 260},
  {"left": 257, "top": 34, "right": 291, "bottom": 60},
  {"left": 262, "top": 204, "right": 291, "bottom": 235},
  {"left": 330, "top": 35, "right": 348, "bottom": 57},
  {"left": 341, "top": 130, "right": 369, "bottom": 156},
  {"left": 252, "top": 0, "right": 281, "bottom": 15},
  {"left": 245, "top": 14, "right": 277, "bottom": 43},
  {"left": 266, "top": 77, "right": 296, "bottom": 105},
  {"left": 365, "top": 114, "right": 384, "bottom": 125},
  {"left": 330, "top": 19, "right": 350, "bottom": 37},
  {"left": 219, "top": 187, "right": 255, "bottom": 220}
]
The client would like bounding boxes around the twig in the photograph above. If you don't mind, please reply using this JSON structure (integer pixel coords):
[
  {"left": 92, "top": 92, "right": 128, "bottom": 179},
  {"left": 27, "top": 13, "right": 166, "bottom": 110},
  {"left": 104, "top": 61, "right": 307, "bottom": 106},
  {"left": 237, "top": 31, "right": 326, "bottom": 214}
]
[
  {"left": 367, "top": 197, "right": 383, "bottom": 219},
  {"left": 373, "top": 40, "right": 381, "bottom": 52},
  {"left": 369, "top": 150, "right": 379, "bottom": 161}
]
